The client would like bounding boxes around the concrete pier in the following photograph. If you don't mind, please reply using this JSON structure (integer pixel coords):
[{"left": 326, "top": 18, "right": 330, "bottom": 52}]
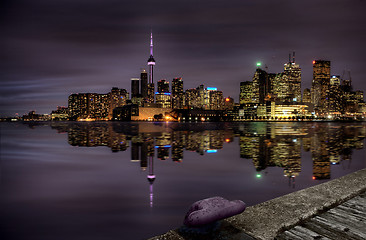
[{"left": 149, "top": 168, "right": 366, "bottom": 240}]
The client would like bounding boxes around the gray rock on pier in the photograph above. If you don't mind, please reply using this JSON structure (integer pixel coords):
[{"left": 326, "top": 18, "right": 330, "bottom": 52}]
[{"left": 183, "top": 196, "right": 246, "bottom": 227}]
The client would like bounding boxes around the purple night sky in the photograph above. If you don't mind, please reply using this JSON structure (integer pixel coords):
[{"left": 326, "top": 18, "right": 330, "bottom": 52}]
[{"left": 1, "top": 0, "right": 365, "bottom": 117}]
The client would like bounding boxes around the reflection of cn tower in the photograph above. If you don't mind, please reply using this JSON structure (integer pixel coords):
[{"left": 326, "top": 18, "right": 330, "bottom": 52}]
[{"left": 147, "top": 156, "right": 155, "bottom": 207}]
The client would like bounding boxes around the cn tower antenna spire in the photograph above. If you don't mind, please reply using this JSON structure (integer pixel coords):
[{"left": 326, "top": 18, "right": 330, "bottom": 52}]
[
  {"left": 147, "top": 32, "right": 156, "bottom": 84},
  {"left": 150, "top": 31, "right": 153, "bottom": 56}
]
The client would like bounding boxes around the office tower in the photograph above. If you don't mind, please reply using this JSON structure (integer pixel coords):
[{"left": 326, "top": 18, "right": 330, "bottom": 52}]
[
  {"left": 147, "top": 83, "right": 155, "bottom": 103},
  {"left": 252, "top": 67, "right": 269, "bottom": 104},
  {"left": 157, "top": 79, "right": 170, "bottom": 93},
  {"left": 140, "top": 69, "right": 148, "bottom": 100},
  {"left": 311, "top": 60, "right": 331, "bottom": 114},
  {"left": 240, "top": 81, "right": 253, "bottom": 104},
  {"left": 185, "top": 88, "right": 201, "bottom": 109},
  {"left": 172, "top": 78, "right": 183, "bottom": 94},
  {"left": 224, "top": 97, "right": 234, "bottom": 110},
  {"left": 109, "top": 87, "right": 129, "bottom": 119},
  {"left": 172, "top": 77, "right": 184, "bottom": 109},
  {"left": 155, "top": 93, "right": 171, "bottom": 108},
  {"left": 131, "top": 78, "right": 140, "bottom": 98},
  {"left": 303, "top": 88, "right": 311, "bottom": 103},
  {"left": 147, "top": 32, "right": 155, "bottom": 103},
  {"left": 155, "top": 79, "right": 171, "bottom": 108},
  {"left": 208, "top": 89, "right": 224, "bottom": 110},
  {"left": 328, "top": 75, "right": 342, "bottom": 113},
  {"left": 283, "top": 53, "right": 302, "bottom": 102}
]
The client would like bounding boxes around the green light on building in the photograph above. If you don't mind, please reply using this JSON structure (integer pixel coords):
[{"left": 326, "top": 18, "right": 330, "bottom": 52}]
[
  {"left": 256, "top": 174, "right": 262, "bottom": 178},
  {"left": 256, "top": 62, "right": 261, "bottom": 67}
]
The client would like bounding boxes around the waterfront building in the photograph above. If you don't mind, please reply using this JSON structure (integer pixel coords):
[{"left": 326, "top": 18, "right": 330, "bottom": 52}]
[
  {"left": 328, "top": 75, "right": 342, "bottom": 114},
  {"left": 272, "top": 73, "right": 288, "bottom": 102},
  {"left": 311, "top": 60, "right": 331, "bottom": 115},
  {"left": 147, "top": 83, "right": 155, "bottom": 103},
  {"left": 51, "top": 106, "right": 69, "bottom": 121},
  {"left": 157, "top": 79, "right": 170, "bottom": 93},
  {"left": 224, "top": 97, "right": 234, "bottom": 110},
  {"left": 109, "top": 87, "right": 129, "bottom": 118},
  {"left": 155, "top": 93, "right": 171, "bottom": 108},
  {"left": 185, "top": 88, "right": 201, "bottom": 109},
  {"left": 240, "top": 81, "right": 253, "bottom": 104},
  {"left": 252, "top": 67, "right": 269, "bottom": 104},
  {"left": 68, "top": 93, "right": 89, "bottom": 120},
  {"left": 155, "top": 79, "right": 171, "bottom": 108},
  {"left": 131, "top": 78, "right": 140, "bottom": 98},
  {"left": 140, "top": 69, "right": 148, "bottom": 101},
  {"left": 23, "top": 110, "right": 50, "bottom": 121},
  {"left": 207, "top": 88, "right": 224, "bottom": 110},
  {"left": 303, "top": 88, "right": 311, "bottom": 103},
  {"left": 172, "top": 77, "right": 184, "bottom": 109},
  {"left": 283, "top": 53, "right": 302, "bottom": 102}
]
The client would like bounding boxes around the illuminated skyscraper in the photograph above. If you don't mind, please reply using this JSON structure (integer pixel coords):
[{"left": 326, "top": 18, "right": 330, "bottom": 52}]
[
  {"left": 240, "top": 81, "right": 253, "bottom": 104},
  {"left": 328, "top": 75, "right": 342, "bottom": 113},
  {"left": 131, "top": 78, "right": 140, "bottom": 98},
  {"left": 283, "top": 53, "right": 301, "bottom": 102},
  {"left": 208, "top": 89, "right": 224, "bottom": 110},
  {"left": 252, "top": 66, "right": 269, "bottom": 104},
  {"left": 271, "top": 53, "right": 301, "bottom": 103},
  {"left": 140, "top": 69, "right": 148, "bottom": 101},
  {"left": 109, "top": 87, "right": 129, "bottom": 119},
  {"left": 311, "top": 60, "right": 331, "bottom": 114},
  {"left": 303, "top": 88, "right": 311, "bottom": 103},
  {"left": 185, "top": 88, "right": 200, "bottom": 109},
  {"left": 156, "top": 79, "right": 171, "bottom": 108},
  {"left": 68, "top": 93, "right": 110, "bottom": 120},
  {"left": 157, "top": 79, "right": 170, "bottom": 93},
  {"left": 172, "top": 77, "right": 184, "bottom": 109}
]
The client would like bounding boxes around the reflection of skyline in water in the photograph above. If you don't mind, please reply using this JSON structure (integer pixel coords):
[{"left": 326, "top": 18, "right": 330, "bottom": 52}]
[{"left": 50, "top": 122, "right": 366, "bottom": 183}]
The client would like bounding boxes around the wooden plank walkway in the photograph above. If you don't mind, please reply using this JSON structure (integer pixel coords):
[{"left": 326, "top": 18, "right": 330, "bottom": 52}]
[{"left": 275, "top": 191, "right": 366, "bottom": 240}]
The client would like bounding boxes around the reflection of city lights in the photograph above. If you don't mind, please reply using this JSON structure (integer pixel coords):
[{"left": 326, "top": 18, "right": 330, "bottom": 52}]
[{"left": 206, "top": 150, "right": 217, "bottom": 153}]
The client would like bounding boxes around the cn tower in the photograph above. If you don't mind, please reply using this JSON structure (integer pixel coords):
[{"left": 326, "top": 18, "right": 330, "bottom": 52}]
[{"left": 147, "top": 32, "right": 155, "bottom": 84}]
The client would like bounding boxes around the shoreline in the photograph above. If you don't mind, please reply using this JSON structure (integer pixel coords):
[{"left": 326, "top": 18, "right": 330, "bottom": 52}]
[{"left": 148, "top": 168, "right": 366, "bottom": 240}]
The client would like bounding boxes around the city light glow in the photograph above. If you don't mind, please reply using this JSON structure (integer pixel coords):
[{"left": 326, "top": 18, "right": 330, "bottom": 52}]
[{"left": 206, "top": 149, "right": 217, "bottom": 153}]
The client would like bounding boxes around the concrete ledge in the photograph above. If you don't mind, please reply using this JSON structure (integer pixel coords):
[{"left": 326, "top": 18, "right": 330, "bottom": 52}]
[{"left": 149, "top": 168, "right": 366, "bottom": 240}]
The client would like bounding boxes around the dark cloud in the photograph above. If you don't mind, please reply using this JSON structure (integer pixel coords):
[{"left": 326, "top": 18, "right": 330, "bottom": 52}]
[{"left": 1, "top": 0, "right": 365, "bottom": 116}]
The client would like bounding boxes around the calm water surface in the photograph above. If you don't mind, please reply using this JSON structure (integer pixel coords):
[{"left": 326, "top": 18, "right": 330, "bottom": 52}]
[{"left": 1, "top": 121, "right": 365, "bottom": 240}]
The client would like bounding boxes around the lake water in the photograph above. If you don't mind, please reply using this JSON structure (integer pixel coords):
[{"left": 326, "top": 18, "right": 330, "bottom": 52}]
[{"left": 1, "top": 121, "right": 365, "bottom": 240}]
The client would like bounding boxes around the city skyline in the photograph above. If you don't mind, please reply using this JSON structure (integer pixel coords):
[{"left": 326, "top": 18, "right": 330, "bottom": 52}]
[{"left": 1, "top": 0, "right": 366, "bottom": 117}]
